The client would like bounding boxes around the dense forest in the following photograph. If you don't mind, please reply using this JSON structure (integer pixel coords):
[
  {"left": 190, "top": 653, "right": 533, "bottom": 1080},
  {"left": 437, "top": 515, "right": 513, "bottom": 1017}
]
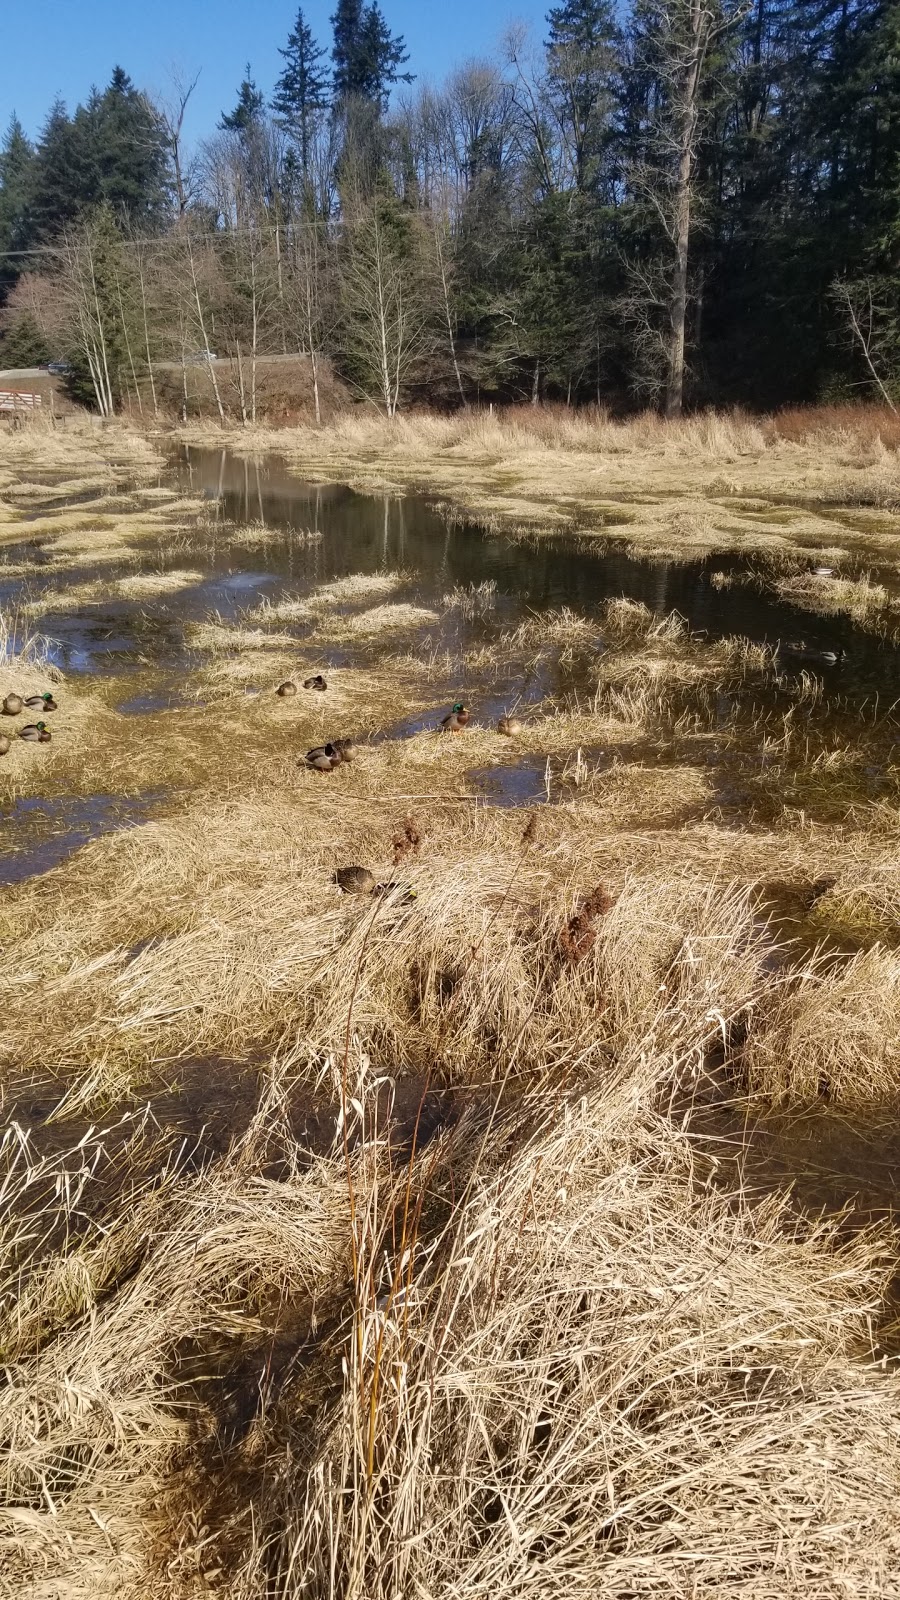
[{"left": 1, "top": 0, "right": 898, "bottom": 417}]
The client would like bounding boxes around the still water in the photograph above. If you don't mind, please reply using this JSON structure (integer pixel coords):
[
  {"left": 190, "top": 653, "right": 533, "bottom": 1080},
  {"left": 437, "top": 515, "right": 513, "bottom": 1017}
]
[
  {"left": 2, "top": 444, "right": 900, "bottom": 883},
  {"left": 1, "top": 444, "right": 898, "bottom": 694}
]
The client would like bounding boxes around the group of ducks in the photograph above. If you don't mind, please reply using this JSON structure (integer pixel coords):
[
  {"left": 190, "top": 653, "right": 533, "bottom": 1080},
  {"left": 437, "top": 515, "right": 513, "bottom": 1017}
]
[
  {"left": 775, "top": 642, "right": 845, "bottom": 667},
  {"left": 0, "top": 691, "right": 58, "bottom": 754},
  {"left": 275, "top": 682, "right": 524, "bottom": 895},
  {"left": 275, "top": 678, "right": 525, "bottom": 775}
]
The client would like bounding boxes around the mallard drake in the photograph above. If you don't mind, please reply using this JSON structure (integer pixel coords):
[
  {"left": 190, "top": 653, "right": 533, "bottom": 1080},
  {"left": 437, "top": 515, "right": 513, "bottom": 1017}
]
[
  {"left": 303, "top": 675, "right": 328, "bottom": 691},
  {"left": 305, "top": 742, "right": 342, "bottom": 771},
  {"left": 24, "top": 692, "right": 58, "bottom": 711},
  {"left": 440, "top": 702, "right": 470, "bottom": 732},
  {"left": 277, "top": 680, "right": 298, "bottom": 697},
  {"left": 497, "top": 714, "right": 522, "bottom": 736},
  {"left": 0, "top": 735, "right": 9, "bottom": 756},
  {"left": 2, "top": 694, "right": 22, "bottom": 716},
  {"left": 20, "top": 721, "right": 51, "bottom": 742},
  {"left": 334, "top": 865, "right": 375, "bottom": 894}
]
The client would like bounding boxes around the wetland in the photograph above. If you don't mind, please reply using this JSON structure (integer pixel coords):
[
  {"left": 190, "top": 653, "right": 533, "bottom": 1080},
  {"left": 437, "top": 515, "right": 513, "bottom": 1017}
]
[{"left": 2, "top": 415, "right": 900, "bottom": 1599}]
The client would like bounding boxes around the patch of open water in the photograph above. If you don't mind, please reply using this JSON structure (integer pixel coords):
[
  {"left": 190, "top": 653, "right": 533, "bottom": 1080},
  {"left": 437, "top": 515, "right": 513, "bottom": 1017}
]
[
  {"left": 3, "top": 443, "right": 900, "bottom": 878},
  {"left": 0, "top": 793, "right": 163, "bottom": 887},
  {"left": 4, "top": 444, "right": 900, "bottom": 696}
]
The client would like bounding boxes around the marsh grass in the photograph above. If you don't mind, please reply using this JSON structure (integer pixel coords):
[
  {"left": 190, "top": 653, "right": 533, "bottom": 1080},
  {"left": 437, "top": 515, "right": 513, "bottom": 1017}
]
[
  {"left": 776, "top": 570, "right": 900, "bottom": 636},
  {"left": 6, "top": 425, "right": 900, "bottom": 1597},
  {"left": 181, "top": 402, "right": 900, "bottom": 573}
]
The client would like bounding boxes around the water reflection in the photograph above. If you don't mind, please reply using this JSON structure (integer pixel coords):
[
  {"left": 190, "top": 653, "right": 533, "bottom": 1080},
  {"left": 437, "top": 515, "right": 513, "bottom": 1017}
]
[
  {"left": 3, "top": 444, "right": 900, "bottom": 704},
  {"left": 177, "top": 447, "right": 900, "bottom": 702}
]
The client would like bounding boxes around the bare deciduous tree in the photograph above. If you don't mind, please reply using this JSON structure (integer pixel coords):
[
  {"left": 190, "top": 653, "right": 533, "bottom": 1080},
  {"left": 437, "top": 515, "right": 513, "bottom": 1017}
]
[
  {"left": 339, "top": 203, "right": 434, "bottom": 418},
  {"left": 632, "top": 0, "right": 746, "bottom": 417},
  {"left": 284, "top": 218, "right": 334, "bottom": 425},
  {"left": 833, "top": 278, "right": 899, "bottom": 414}
]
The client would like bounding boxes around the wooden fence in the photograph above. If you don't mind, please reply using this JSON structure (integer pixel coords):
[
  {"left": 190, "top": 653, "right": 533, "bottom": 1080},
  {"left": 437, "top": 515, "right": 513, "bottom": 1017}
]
[{"left": 0, "top": 390, "right": 42, "bottom": 412}]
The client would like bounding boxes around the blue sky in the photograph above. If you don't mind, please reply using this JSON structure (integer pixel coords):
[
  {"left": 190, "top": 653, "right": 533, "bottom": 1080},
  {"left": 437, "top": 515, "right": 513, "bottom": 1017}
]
[{"left": 1, "top": 1, "right": 548, "bottom": 146}]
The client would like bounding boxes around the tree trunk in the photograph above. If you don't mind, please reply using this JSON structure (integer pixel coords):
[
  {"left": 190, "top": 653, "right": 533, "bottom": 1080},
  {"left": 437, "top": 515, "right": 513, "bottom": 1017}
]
[
  {"left": 665, "top": 0, "right": 708, "bottom": 421},
  {"left": 186, "top": 236, "right": 225, "bottom": 425}
]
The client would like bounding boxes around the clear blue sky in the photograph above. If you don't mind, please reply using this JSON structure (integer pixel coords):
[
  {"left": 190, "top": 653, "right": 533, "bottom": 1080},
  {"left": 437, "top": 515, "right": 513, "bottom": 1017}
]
[{"left": 1, "top": 1, "right": 549, "bottom": 146}]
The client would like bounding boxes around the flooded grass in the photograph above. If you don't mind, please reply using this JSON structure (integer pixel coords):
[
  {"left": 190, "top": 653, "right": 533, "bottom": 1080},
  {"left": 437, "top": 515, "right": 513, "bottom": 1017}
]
[{"left": 4, "top": 419, "right": 900, "bottom": 1597}]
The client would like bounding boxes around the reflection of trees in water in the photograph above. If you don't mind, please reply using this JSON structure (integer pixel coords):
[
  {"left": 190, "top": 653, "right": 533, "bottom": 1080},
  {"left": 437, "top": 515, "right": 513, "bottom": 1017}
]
[{"left": 177, "top": 446, "right": 900, "bottom": 702}]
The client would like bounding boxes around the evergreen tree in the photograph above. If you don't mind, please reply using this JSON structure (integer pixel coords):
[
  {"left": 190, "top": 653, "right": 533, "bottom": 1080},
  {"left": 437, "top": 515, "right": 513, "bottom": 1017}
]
[
  {"left": 0, "top": 310, "right": 50, "bottom": 367},
  {"left": 220, "top": 67, "right": 266, "bottom": 136},
  {"left": 331, "top": 0, "right": 413, "bottom": 107},
  {"left": 273, "top": 9, "right": 330, "bottom": 188},
  {"left": 29, "top": 74, "right": 169, "bottom": 247},
  {"left": 331, "top": 0, "right": 365, "bottom": 97},
  {"left": 94, "top": 67, "right": 169, "bottom": 220},
  {"left": 30, "top": 99, "right": 94, "bottom": 241},
  {"left": 546, "top": 0, "right": 620, "bottom": 193},
  {"left": 0, "top": 116, "right": 35, "bottom": 299}
]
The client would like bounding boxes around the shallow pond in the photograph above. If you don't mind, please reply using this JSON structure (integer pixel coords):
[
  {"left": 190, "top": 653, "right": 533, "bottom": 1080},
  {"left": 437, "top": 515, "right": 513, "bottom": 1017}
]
[
  {"left": 2, "top": 444, "right": 899, "bottom": 689},
  {"left": 2, "top": 443, "right": 900, "bottom": 883}
]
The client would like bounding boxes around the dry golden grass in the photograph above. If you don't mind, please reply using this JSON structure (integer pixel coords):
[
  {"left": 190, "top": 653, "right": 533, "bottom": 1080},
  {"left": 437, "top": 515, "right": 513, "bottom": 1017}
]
[
  {"left": 5, "top": 424, "right": 900, "bottom": 1598},
  {"left": 776, "top": 570, "right": 900, "bottom": 636},
  {"left": 180, "top": 403, "right": 900, "bottom": 570}
]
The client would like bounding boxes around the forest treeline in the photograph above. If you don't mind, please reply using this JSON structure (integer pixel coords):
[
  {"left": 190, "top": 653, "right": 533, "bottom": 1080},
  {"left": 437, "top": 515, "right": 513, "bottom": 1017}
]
[{"left": 0, "top": 0, "right": 898, "bottom": 419}]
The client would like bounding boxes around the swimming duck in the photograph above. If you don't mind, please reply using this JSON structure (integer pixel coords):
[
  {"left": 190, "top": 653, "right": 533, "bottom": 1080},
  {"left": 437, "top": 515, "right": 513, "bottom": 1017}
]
[
  {"left": 276, "top": 680, "right": 298, "bottom": 697},
  {"left": 2, "top": 694, "right": 22, "bottom": 716},
  {"left": 20, "top": 721, "right": 51, "bottom": 742},
  {"left": 0, "top": 735, "right": 9, "bottom": 756},
  {"left": 303, "top": 675, "right": 328, "bottom": 692},
  {"left": 440, "top": 702, "right": 470, "bottom": 732},
  {"left": 334, "top": 865, "right": 376, "bottom": 895},
  {"left": 23, "top": 692, "right": 58, "bottom": 711},
  {"left": 777, "top": 641, "right": 845, "bottom": 666},
  {"left": 497, "top": 714, "right": 522, "bottom": 737},
  {"left": 306, "top": 743, "right": 341, "bottom": 771}
]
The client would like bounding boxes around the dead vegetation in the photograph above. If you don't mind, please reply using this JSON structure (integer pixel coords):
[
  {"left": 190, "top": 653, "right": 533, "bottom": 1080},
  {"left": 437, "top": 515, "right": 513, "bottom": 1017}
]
[
  {"left": 3, "top": 421, "right": 900, "bottom": 1597},
  {"left": 181, "top": 402, "right": 900, "bottom": 570}
]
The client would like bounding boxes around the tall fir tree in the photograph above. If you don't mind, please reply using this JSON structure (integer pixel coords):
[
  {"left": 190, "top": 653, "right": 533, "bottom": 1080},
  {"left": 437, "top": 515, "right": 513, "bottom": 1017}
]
[
  {"left": 220, "top": 67, "right": 266, "bottom": 136},
  {"left": 93, "top": 67, "right": 169, "bottom": 221},
  {"left": 546, "top": 0, "right": 621, "bottom": 194},
  {"left": 331, "top": 0, "right": 412, "bottom": 107},
  {"left": 30, "top": 98, "right": 95, "bottom": 241},
  {"left": 0, "top": 115, "right": 35, "bottom": 298},
  {"left": 273, "top": 8, "right": 330, "bottom": 190}
]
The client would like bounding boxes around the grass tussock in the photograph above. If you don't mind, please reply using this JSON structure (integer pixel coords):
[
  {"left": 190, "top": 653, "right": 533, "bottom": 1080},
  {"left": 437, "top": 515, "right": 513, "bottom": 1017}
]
[
  {"left": 776, "top": 570, "right": 900, "bottom": 636},
  {"left": 181, "top": 403, "right": 900, "bottom": 571},
  {"left": 6, "top": 427, "right": 900, "bottom": 1598}
]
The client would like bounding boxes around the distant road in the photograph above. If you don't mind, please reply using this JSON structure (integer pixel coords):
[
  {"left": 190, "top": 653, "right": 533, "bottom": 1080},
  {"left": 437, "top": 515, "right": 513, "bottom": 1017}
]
[{"left": 1, "top": 356, "right": 308, "bottom": 379}]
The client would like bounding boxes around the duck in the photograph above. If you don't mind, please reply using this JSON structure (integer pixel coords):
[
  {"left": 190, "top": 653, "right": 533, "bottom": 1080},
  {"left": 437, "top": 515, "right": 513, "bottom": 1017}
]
[
  {"left": 2, "top": 694, "right": 23, "bottom": 716},
  {"left": 23, "top": 692, "right": 58, "bottom": 711},
  {"left": 812, "top": 566, "right": 834, "bottom": 578},
  {"left": 776, "top": 641, "right": 845, "bottom": 667},
  {"left": 305, "top": 742, "right": 342, "bottom": 771},
  {"left": 19, "top": 721, "right": 51, "bottom": 743},
  {"left": 334, "top": 865, "right": 376, "bottom": 895},
  {"left": 497, "top": 714, "right": 522, "bottom": 737},
  {"left": 0, "top": 735, "right": 9, "bottom": 756},
  {"left": 276, "top": 680, "right": 298, "bottom": 697},
  {"left": 375, "top": 881, "right": 418, "bottom": 905},
  {"left": 330, "top": 737, "right": 354, "bottom": 762},
  {"left": 303, "top": 675, "right": 328, "bottom": 692},
  {"left": 440, "top": 702, "right": 470, "bottom": 733}
]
